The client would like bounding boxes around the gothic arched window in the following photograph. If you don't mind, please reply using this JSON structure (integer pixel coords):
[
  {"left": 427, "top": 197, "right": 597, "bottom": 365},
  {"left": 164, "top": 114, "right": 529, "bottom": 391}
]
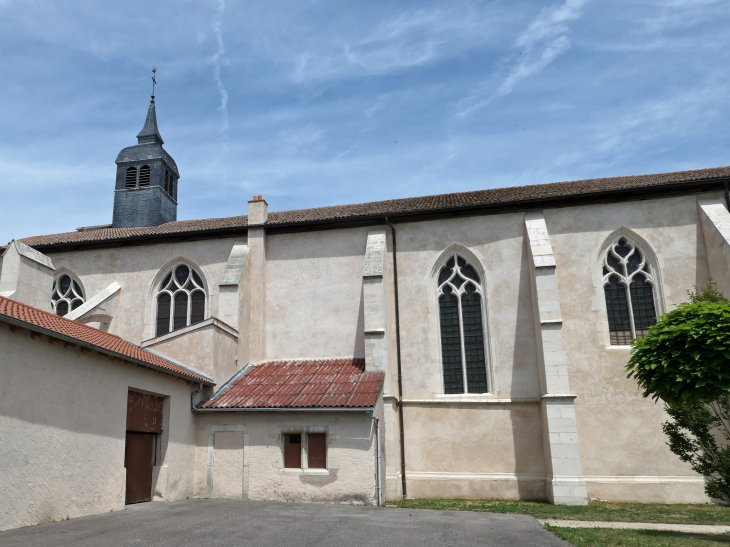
[
  {"left": 125, "top": 167, "right": 137, "bottom": 189},
  {"left": 139, "top": 165, "right": 151, "bottom": 187},
  {"left": 156, "top": 264, "right": 206, "bottom": 336},
  {"left": 602, "top": 237, "right": 658, "bottom": 345},
  {"left": 437, "top": 254, "right": 489, "bottom": 394},
  {"left": 52, "top": 274, "right": 85, "bottom": 317}
]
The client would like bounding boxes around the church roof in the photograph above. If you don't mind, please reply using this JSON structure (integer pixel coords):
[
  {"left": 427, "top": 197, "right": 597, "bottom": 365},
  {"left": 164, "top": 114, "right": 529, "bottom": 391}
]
[
  {"left": 199, "top": 358, "right": 383, "bottom": 410},
  {"left": 11, "top": 164, "right": 730, "bottom": 250},
  {"left": 136, "top": 99, "right": 164, "bottom": 144},
  {"left": 0, "top": 296, "right": 213, "bottom": 385}
]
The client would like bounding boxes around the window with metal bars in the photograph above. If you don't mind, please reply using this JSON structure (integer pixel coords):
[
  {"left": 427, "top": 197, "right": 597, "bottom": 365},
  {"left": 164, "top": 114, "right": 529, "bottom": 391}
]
[
  {"left": 125, "top": 167, "right": 137, "bottom": 189},
  {"left": 602, "top": 237, "right": 658, "bottom": 345},
  {"left": 52, "top": 273, "right": 85, "bottom": 316},
  {"left": 139, "top": 165, "right": 151, "bottom": 187},
  {"left": 155, "top": 263, "right": 207, "bottom": 336},
  {"left": 437, "top": 254, "right": 489, "bottom": 394}
]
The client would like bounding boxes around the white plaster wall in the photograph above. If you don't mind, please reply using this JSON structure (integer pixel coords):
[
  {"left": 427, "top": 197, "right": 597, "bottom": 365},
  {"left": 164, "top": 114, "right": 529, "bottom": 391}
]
[
  {"left": 264, "top": 228, "right": 368, "bottom": 360},
  {"left": 394, "top": 213, "right": 541, "bottom": 399},
  {"left": 0, "top": 325, "right": 199, "bottom": 531},
  {"left": 546, "top": 193, "right": 713, "bottom": 503},
  {"left": 45, "top": 239, "right": 237, "bottom": 344},
  {"left": 194, "top": 412, "right": 377, "bottom": 505},
  {"left": 145, "top": 323, "right": 240, "bottom": 385},
  {"left": 404, "top": 403, "right": 546, "bottom": 500}
]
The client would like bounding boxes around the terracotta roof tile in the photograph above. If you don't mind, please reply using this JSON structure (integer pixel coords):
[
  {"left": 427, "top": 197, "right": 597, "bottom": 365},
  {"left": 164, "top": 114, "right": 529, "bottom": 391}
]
[
  {"left": 201, "top": 358, "right": 383, "bottom": 409},
  {"left": 14, "top": 165, "right": 730, "bottom": 250},
  {"left": 0, "top": 296, "right": 213, "bottom": 385}
]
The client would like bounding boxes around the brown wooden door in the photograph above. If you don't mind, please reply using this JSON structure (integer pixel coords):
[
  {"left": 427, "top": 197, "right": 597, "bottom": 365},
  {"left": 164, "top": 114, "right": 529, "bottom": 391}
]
[
  {"left": 125, "top": 432, "right": 154, "bottom": 504},
  {"left": 308, "top": 433, "right": 327, "bottom": 469},
  {"left": 284, "top": 433, "right": 301, "bottom": 468}
]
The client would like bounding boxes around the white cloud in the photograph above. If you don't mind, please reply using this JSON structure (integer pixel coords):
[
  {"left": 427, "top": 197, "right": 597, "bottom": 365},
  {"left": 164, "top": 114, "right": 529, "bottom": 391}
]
[
  {"left": 210, "top": 0, "right": 229, "bottom": 135},
  {"left": 456, "top": 0, "right": 587, "bottom": 118}
]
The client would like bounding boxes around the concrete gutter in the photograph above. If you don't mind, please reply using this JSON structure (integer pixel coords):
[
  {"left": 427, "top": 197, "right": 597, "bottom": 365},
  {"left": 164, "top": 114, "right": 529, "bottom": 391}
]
[{"left": 539, "top": 519, "right": 730, "bottom": 534}]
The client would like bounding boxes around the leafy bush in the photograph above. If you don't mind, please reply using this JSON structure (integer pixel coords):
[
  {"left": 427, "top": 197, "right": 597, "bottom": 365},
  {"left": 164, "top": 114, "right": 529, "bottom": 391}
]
[
  {"left": 663, "top": 400, "right": 730, "bottom": 502},
  {"left": 627, "top": 280, "right": 730, "bottom": 501},
  {"left": 626, "top": 300, "right": 730, "bottom": 404}
]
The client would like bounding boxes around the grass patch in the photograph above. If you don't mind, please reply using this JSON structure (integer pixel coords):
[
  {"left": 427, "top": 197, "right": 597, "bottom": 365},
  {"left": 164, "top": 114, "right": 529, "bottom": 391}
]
[
  {"left": 389, "top": 499, "right": 730, "bottom": 525},
  {"left": 546, "top": 525, "right": 730, "bottom": 546}
]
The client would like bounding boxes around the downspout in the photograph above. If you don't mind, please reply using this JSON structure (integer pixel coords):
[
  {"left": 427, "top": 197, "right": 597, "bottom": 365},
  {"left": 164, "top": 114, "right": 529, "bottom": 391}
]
[
  {"left": 367, "top": 410, "right": 382, "bottom": 506},
  {"left": 191, "top": 383, "right": 203, "bottom": 411},
  {"left": 384, "top": 217, "right": 407, "bottom": 499}
]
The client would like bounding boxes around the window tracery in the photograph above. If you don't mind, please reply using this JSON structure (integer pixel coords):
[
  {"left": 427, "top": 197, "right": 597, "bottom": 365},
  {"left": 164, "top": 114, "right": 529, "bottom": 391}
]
[
  {"left": 156, "top": 263, "right": 206, "bottom": 336},
  {"left": 437, "top": 254, "right": 489, "bottom": 394},
  {"left": 602, "top": 237, "right": 658, "bottom": 345},
  {"left": 52, "top": 274, "right": 84, "bottom": 317}
]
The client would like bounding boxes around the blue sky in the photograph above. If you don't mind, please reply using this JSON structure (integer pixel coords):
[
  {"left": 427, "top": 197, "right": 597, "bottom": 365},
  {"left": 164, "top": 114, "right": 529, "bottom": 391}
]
[{"left": 0, "top": 0, "right": 728, "bottom": 243}]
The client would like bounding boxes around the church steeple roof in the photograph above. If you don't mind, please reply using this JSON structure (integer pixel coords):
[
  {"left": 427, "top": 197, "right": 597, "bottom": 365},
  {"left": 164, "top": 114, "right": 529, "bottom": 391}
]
[{"left": 136, "top": 98, "right": 164, "bottom": 145}]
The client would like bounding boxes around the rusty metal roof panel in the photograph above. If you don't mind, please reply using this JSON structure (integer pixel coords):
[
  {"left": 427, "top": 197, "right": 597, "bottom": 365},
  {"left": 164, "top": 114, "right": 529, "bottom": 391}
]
[{"left": 200, "top": 358, "right": 382, "bottom": 409}]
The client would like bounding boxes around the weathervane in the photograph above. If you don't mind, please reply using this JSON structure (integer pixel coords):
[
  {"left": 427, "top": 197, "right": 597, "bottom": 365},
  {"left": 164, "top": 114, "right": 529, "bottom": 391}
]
[{"left": 151, "top": 67, "right": 157, "bottom": 100}]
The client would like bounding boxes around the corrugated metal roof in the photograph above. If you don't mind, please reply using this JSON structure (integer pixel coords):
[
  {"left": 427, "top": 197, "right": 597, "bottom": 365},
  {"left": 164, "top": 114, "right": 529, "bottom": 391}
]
[
  {"left": 0, "top": 296, "right": 213, "bottom": 385},
  {"left": 201, "top": 358, "right": 384, "bottom": 409}
]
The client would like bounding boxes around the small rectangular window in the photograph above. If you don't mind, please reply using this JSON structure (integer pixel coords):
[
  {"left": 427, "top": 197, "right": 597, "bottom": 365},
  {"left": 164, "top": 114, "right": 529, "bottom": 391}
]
[
  {"left": 284, "top": 433, "right": 301, "bottom": 469},
  {"left": 308, "top": 433, "right": 327, "bottom": 469}
]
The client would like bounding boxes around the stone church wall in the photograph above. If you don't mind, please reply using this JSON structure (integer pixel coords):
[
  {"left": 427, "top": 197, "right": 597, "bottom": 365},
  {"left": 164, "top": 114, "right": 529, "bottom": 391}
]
[
  {"left": 547, "top": 193, "right": 714, "bottom": 503},
  {"left": 263, "top": 227, "right": 369, "bottom": 361},
  {"left": 47, "top": 238, "right": 236, "bottom": 345}
]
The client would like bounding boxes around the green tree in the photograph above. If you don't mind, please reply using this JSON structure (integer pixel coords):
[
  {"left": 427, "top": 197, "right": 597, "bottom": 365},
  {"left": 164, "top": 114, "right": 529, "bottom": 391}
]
[{"left": 626, "top": 280, "right": 730, "bottom": 501}]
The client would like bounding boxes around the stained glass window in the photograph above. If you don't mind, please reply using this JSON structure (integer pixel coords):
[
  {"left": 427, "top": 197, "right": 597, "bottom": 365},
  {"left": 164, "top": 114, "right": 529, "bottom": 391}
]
[
  {"left": 602, "top": 237, "right": 658, "bottom": 345},
  {"left": 156, "top": 263, "right": 206, "bottom": 336},
  {"left": 437, "top": 253, "right": 489, "bottom": 394},
  {"left": 52, "top": 274, "right": 84, "bottom": 316}
]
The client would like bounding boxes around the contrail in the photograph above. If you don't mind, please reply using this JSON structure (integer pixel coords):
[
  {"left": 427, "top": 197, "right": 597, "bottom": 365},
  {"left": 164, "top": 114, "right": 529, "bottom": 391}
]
[{"left": 211, "top": 0, "right": 229, "bottom": 134}]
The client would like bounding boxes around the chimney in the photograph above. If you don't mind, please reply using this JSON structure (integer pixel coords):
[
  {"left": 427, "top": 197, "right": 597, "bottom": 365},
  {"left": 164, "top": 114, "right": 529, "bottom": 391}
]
[
  {"left": 0, "top": 240, "right": 55, "bottom": 312},
  {"left": 248, "top": 195, "right": 268, "bottom": 225}
]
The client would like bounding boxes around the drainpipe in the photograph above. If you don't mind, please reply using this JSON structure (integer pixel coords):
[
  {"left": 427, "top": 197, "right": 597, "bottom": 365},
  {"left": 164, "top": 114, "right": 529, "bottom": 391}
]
[
  {"left": 384, "top": 217, "right": 407, "bottom": 499},
  {"left": 367, "top": 410, "right": 382, "bottom": 506},
  {"left": 191, "top": 383, "right": 203, "bottom": 410}
]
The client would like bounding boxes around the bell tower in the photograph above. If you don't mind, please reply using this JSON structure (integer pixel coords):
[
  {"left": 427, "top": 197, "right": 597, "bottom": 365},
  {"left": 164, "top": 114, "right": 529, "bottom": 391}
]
[{"left": 112, "top": 70, "right": 180, "bottom": 228}]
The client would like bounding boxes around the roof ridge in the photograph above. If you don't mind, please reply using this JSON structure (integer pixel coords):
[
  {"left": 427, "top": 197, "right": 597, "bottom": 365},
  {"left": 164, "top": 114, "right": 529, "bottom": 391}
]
[{"left": 11, "top": 165, "right": 730, "bottom": 249}]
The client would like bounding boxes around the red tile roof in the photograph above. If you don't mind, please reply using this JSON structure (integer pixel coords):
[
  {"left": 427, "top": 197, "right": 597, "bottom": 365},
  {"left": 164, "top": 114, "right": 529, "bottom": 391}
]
[
  {"left": 0, "top": 296, "right": 213, "bottom": 385},
  {"left": 200, "top": 358, "right": 384, "bottom": 409},
  {"left": 13, "top": 165, "right": 730, "bottom": 250}
]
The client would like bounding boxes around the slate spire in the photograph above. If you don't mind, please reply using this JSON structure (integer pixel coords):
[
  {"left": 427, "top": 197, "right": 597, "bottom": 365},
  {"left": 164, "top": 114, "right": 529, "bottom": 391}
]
[{"left": 136, "top": 98, "right": 164, "bottom": 145}]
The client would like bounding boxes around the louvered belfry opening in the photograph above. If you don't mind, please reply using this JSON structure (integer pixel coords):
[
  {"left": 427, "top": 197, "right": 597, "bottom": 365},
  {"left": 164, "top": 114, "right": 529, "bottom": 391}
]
[
  {"left": 138, "top": 165, "right": 151, "bottom": 187},
  {"left": 164, "top": 170, "right": 170, "bottom": 194},
  {"left": 125, "top": 167, "right": 137, "bottom": 189}
]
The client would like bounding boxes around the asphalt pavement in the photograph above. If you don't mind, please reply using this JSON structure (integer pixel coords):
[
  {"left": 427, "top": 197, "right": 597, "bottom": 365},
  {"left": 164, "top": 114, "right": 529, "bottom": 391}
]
[{"left": 0, "top": 499, "right": 570, "bottom": 546}]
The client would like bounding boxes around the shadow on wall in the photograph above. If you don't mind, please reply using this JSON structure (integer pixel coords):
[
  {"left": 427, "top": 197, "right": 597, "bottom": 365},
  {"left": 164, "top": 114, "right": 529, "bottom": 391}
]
[
  {"left": 510, "top": 235, "right": 546, "bottom": 500},
  {"left": 354, "top": 287, "right": 365, "bottom": 359}
]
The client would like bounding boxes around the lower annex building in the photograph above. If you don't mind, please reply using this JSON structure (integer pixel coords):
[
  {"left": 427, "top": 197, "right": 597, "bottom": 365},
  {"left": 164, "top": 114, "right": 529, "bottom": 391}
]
[{"left": 2, "top": 96, "right": 730, "bottom": 530}]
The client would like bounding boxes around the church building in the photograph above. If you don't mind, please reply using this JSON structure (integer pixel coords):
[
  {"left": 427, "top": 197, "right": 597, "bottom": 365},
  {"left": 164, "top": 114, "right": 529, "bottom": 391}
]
[{"left": 2, "top": 94, "right": 730, "bottom": 530}]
